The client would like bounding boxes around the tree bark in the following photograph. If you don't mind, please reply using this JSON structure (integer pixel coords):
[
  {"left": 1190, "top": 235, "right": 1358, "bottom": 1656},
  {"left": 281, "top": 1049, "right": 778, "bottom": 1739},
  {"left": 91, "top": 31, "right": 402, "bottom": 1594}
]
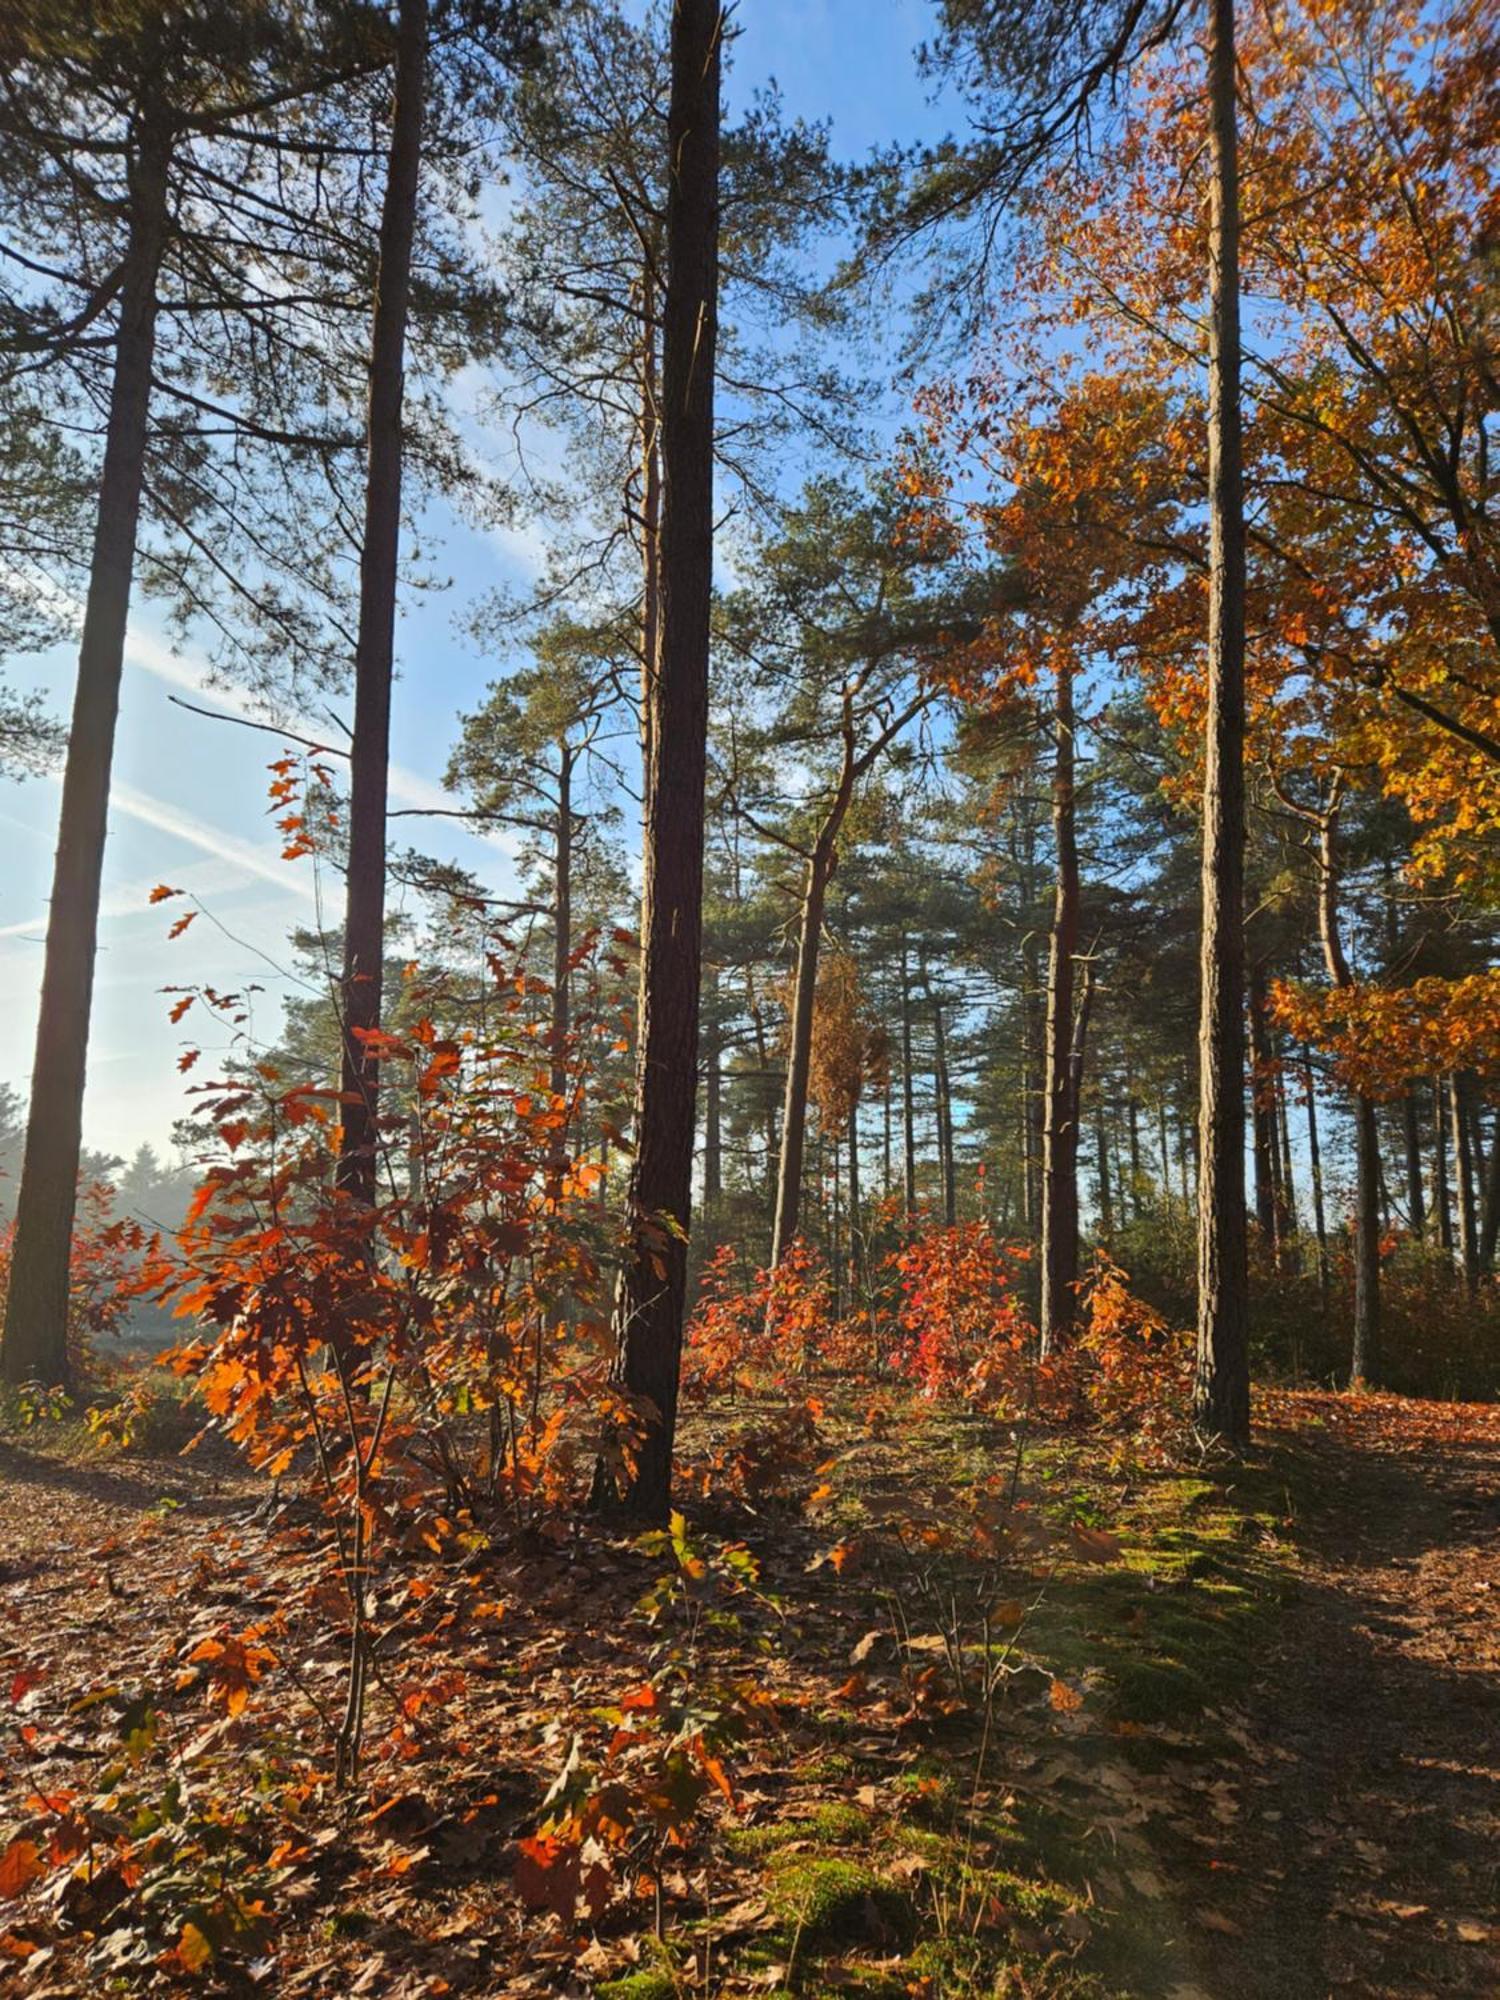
[
  {"left": 1432, "top": 1073, "right": 1452, "bottom": 1253},
  {"left": 335, "top": 0, "right": 428, "bottom": 1212},
  {"left": 1040, "top": 651, "right": 1080, "bottom": 1351},
  {"left": 1479, "top": 1105, "right": 1499, "bottom": 1277},
  {"left": 1401, "top": 1092, "right": 1426, "bottom": 1237},
  {"left": 2, "top": 121, "right": 171, "bottom": 1389},
  {"left": 771, "top": 844, "right": 834, "bottom": 1265},
  {"left": 1450, "top": 1073, "right": 1479, "bottom": 1294},
  {"left": 1303, "top": 1045, "right": 1330, "bottom": 1311},
  {"left": 1275, "top": 1051, "right": 1299, "bottom": 1244},
  {"left": 703, "top": 963, "right": 722, "bottom": 1213},
  {"left": 928, "top": 961, "right": 958, "bottom": 1227},
  {"left": 600, "top": 0, "right": 721, "bottom": 1522},
  {"left": 1095, "top": 1099, "right": 1114, "bottom": 1244},
  {"left": 1315, "top": 802, "right": 1380, "bottom": 1384},
  {"left": 900, "top": 943, "right": 917, "bottom": 1216},
  {"left": 847, "top": 1107, "right": 863, "bottom": 1305},
  {"left": 1248, "top": 960, "right": 1280, "bottom": 1259},
  {"left": 1192, "top": 0, "right": 1251, "bottom": 1443},
  {"left": 637, "top": 271, "right": 661, "bottom": 784}
]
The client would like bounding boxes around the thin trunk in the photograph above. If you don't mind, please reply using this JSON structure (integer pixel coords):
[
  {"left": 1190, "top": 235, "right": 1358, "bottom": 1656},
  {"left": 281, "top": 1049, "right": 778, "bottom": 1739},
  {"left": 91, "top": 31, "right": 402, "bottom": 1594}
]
[
  {"left": 1479, "top": 1105, "right": 1499, "bottom": 1277},
  {"left": 771, "top": 846, "right": 833, "bottom": 1265},
  {"left": 1303, "top": 1045, "right": 1330, "bottom": 1311},
  {"left": 1192, "top": 0, "right": 1250, "bottom": 1443},
  {"left": 848, "top": 1107, "right": 863, "bottom": 1305},
  {"left": 928, "top": 964, "right": 957, "bottom": 1227},
  {"left": 882, "top": 1051, "right": 893, "bottom": 1199},
  {"left": 1095, "top": 1099, "right": 1114, "bottom": 1244},
  {"left": 703, "top": 965, "right": 722, "bottom": 1212},
  {"left": 336, "top": 0, "right": 428, "bottom": 1211},
  {"left": 1248, "top": 961, "right": 1280, "bottom": 1257},
  {"left": 1126, "top": 1081, "right": 1142, "bottom": 1224},
  {"left": 2, "top": 122, "right": 171, "bottom": 1389},
  {"left": 600, "top": 0, "right": 721, "bottom": 1522},
  {"left": 1021, "top": 912, "right": 1043, "bottom": 1237},
  {"left": 1451, "top": 1073, "right": 1479, "bottom": 1294},
  {"left": 1432, "top": 1073, "right": 1452, "bottom": 1253},
  {"left": 1041, "top": 652, "right": 1081, "bottom": 1351},
  {"left": 1158, "top": 1098, "right": 1172, "bottom": 1203},
  {"left": 1316, "top": 803, "right": 1379, "bottom": 1384},
  {"left": 900, "top": 943, "right": 917, "bottom": 1216},
  {"left": 1274, "top": 1051, "right": 1299, "bottom": 1254},
  {"left": 637, "top": 274, "right": 661, "bottom": 782}
]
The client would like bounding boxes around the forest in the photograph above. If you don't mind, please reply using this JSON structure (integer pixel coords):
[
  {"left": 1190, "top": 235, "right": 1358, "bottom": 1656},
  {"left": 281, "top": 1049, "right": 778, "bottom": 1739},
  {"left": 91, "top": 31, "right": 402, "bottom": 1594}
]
[{"left": 0, "top": 0, "right": 1496, "bottom": 1993}]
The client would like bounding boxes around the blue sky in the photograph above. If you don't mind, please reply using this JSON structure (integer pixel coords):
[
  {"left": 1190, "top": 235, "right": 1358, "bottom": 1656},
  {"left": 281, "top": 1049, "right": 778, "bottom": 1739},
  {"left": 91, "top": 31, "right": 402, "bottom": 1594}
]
[{"left": 0, "top": 1, "right": 958, "bottom": 1161}]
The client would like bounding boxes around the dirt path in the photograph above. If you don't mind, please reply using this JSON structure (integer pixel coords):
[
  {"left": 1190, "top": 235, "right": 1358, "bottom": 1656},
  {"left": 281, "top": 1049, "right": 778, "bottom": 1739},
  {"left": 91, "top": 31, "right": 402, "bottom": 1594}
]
[{"left": 1178, "top": 1396, "right": 1500, "bottom": 1999}]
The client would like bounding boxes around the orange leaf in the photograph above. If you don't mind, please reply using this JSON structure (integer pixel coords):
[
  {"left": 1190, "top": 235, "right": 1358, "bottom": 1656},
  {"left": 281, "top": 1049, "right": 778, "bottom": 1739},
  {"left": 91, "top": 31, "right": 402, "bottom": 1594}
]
[{"left": 0, "top": 1839, "right": 44, "bottom": 1899}]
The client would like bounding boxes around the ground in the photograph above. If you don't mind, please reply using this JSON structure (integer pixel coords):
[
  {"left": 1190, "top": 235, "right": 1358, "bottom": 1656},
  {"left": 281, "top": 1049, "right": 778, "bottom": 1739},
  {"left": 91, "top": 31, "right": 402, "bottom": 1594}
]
[{"left": 0, "top": 1387, "right": 1496, "bottom": 1997}]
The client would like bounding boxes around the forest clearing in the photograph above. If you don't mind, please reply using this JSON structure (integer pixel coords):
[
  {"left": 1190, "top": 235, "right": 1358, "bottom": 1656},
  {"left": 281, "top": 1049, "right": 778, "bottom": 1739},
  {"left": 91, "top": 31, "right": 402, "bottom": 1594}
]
[{"left": 1, "top": 0, "right": 1497, "bottom": 1992}]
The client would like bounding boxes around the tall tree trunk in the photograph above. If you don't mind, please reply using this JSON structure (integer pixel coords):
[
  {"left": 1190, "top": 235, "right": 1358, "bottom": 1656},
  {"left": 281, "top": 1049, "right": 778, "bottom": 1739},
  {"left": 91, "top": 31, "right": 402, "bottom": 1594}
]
[
  {"left": 1273, "top": 1050, "right": 1295, "bottom": 1224},
  {"left": 1432, "top": 1073, "right": 1452, "bottom": 1254},
  {"left": 771, "top": 845, "right": 833, "bottom": 1265},
  {"left": 1040, "top": 652, "right": 1081, "bottom": 1351},
  {"left": 1479, "top": 1104, "right": 1499, "bottom": 1277},
  {"left": 743, "top": 968, "right": 778, "bottom": 1213},
  {"left": 1126, "top": 1080, "right": 1142, "bottom": 1224},
  {"left": 703, "top": 964, "right": 721, "bottom": 1213},
  {"left": 1399, "top": 1094, "right": 1424, "bottom": 1235},
  {"left": 636, "top": 273, "right": 661, "bottom": 781},
  {"left": 600, "top": 0, "right": 721, "bottom": 1521},
  {"left": 1303, "top": 1045, "right": 1330, "bottom": 1311},
  {"left": 1451, "top": 1073, "right": 1479, "bottom": 1294},
  {"left": 2, "top": 123, "right": 171, "bottom": 1389},
  {"left": 1315, "top": 803, "right": 1379, "bottom": 1383},
  {"left": 1158, "top": 1098, "right": 1172, "bottom": 1203},
  {"left": 1248, "top": 960, "right": 1280, "bottom": 1259},
  {"left": 900, "top": 944, "right": 917, "bottom": 1216},
  {"left": 1193, "top": 0, "right": 1250, "bottom": 1441},
  {"left": 1095, "top": 1098, "right": 1114, "bottom": 1244},
  {"left": 928, "top": 963, "right": 957, "bottom": 1227},
  {"left": 848, "top": 1107, "right": 863, "bottom": 1305},
  {"left": 336, "top": 0, "right": 428, "bottom": 1212}
]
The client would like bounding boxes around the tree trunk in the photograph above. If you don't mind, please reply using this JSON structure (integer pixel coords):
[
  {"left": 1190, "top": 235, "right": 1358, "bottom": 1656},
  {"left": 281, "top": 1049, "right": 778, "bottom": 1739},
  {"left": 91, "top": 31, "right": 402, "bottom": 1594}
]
[
  {"left": 771, "top": 845, "right": 833, "bottom": 1265},
  {"left": 1315, "top": 804, "right": 1380, "bottom": 1384},
  {"left": 1248, "top": 961, "right": 1280, "bottom": 1259},
  {"left": 900, "top": 943, "right": 917, "bottom": 1216},
  {"left": 600, "top": 0, "right": 721, "bottom": 1522},
  {"left": 704, "top": 964, "right": 724, "bottom": 1208},
  {"left": 847, "top": 1107, "right": 863, "bottom": 1305},
  {"left": 544, "top": 741, "right": 574, "bottom": 1206},
  {"left": 1095, "top": 1099, "right": 1114, "bottom": 1244},
  {"left": 1192, "top": 0, "right": 1251, "bottom": 1443},
  {"left": 1303, "top": 1045, "right": 1330, "bottom": 1311},
  {"left": 1040, "top": 651, "right": 1081, "bottom": 1351},
  {"left": 928, "top": 963, "right": 957, "bottom": 1227},
  {"left": 1479, "top": 1104, "right": 1499, "bottom": 1277},
  {"left": 1275, "top": 1052, "right": 1299, "bottom": 1243},
  {"left": 1451, "top": 1073, "right": 1479, "bottom": 1294},
  {"left": 2, "top": 123, "right": 171, "bottom": 1389},
  {"left": 1432, "top": 1073, "right": 1452, "bottom": 1253},
  {"left": 336, "top": 0, "right": 428, "bottom": 1212},
  {"left": 637, "top": 272, "right": 661, "bottom": 782},
  {"left": 1126, "top": 1081, "right": 1142, "bottom": 1223}
]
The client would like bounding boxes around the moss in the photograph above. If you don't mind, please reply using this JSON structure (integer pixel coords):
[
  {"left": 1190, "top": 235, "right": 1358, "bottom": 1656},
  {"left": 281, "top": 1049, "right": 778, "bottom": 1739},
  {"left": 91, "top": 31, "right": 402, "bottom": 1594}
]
[
  {"left": 725, "top": 1800, "right": 872, "bottom": 1859},
  {"left": 595, "top": 1975, "right": 678, "bottom": 2000},
  {"left": 767, "top": 1857, "right": 916, "bottom": 1949}
]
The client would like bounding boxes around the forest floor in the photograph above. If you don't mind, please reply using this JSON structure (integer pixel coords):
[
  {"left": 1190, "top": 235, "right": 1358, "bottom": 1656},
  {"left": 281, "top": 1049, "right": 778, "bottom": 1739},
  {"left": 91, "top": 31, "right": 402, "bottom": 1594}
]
[{"left": 0, "top": 1384, "right": 1496, "bottom": 1998}]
